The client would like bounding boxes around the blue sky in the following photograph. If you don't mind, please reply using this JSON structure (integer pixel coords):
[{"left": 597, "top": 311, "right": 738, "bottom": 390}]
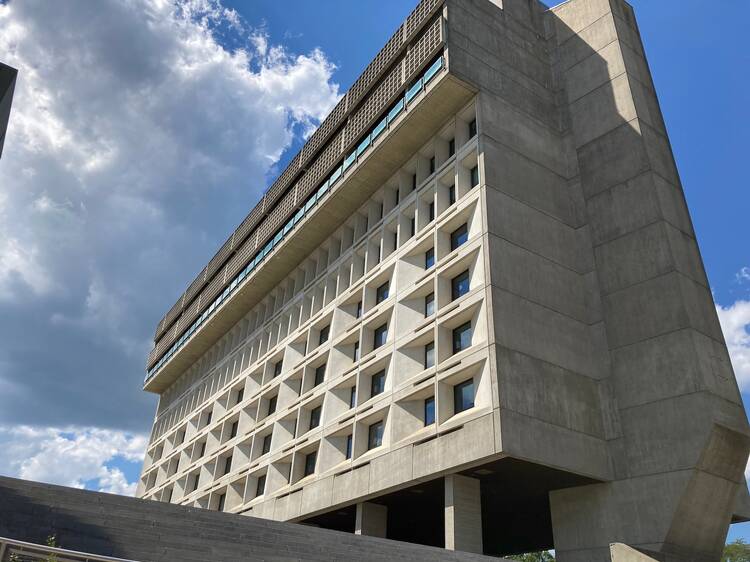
[{"left": 0, "top": 0, "right": 748, "bottom": 544}]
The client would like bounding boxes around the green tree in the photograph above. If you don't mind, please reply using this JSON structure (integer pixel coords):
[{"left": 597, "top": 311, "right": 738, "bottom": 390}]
[
  {"left": 507, "top": 551, "right": 555, "bottom": 562},
  {"left": 724, "top": 539, "right": 750, "bottom": 562}
]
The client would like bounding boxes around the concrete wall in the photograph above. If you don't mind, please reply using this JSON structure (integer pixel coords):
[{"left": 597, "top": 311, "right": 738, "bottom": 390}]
[{"left": 0, "top": 62, "right": 18, "bottom": 159}]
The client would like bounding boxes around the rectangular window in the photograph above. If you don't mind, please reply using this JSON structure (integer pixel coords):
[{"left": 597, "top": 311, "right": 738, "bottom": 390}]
[
  {"left": 349, "top": 386, "right": 357, "bottom": 408},
  {"left": 319, "top": 325, "right": 330, "bottom": 345},
  {"left": 356, "top": 300, "right": 362, "bottom": 319},
  {"left": 192, "top": 474, "right": 200, "bottom": 492},
  {"left": 314, "top": 364, "right": 326, "bottom": 387},
  {"left": 424, "top": 396, "right": 435, "bottom": 426},
  {"left": 450, "top": 223, "right": 468, "bottom": 251},
  {"left": 309, "top": 405, "right": 322, "bottom": 430},
  {"left": 274, "top": 361, "right": 283, "bottom": 378},
  {"left": 368, "top": 420, "right": 384, "bottom": 450},
  {"left": 412, "top": 174, "right": 417, "bottom": 191},
  {"left": 448, "top": 184, "right": 456, "bottom": 205},
  {"left": 428, "top": 201, "right": 435, "bottom": 222},
  {"left": 267, "top": 395, "right": 277, "bottom": 416},
  {"left": 205, "top": 410, "right": 212, "bottom": 426},
  {"left": 470, "top": 165, "right": 479, "bottom": 188},
  {"left": 230, "top": 421, "right": 238, "bottom": 439},
  {"left": 304, "top": 451, "right": 317, "bottom": 477},
  {"left": 236, "top": 387, "right": 244, "bottom": 404},
  {"left": 451, "top": 270, "right": 470, "bottom": 301},
  {"left": 448, "top": 138, "right": 455, "bottom": 157},
  {"left": 452, "top": 322, "right": 472, "bottom": 354},
  {"left": 429, "top": 156, "right": 435, "bottom": 175},
  {"left": 468, "top": 118, "right": 477, "bottom": 138},
  {"left": 395, "top": 189, "right": 400, "bottom": 205},
  {"left": 199, "top": 441, "right": 206, "bottom": 458},
  {"left": 425, "top": 292, "right": 435, "bottom": 317},
  {"left": 262, "top": 434, "right": 272, "bottom": 455},
  {"left": 454, "top": 379, "right": 475, "bottom": 414},
  {"left": 217, "top": 493, "right": 226, "bottom": 512},
  {"left": 425, "top": 248, "right": 435, "bottom": 269},
  {"left": 224, "top": 455, "right": 233, "bottom": 475},
  {"left": 373, "top": 324, "right": 388, "bottom": 349},
  {"left": 425, "top": 341, "right": 435, "bottom": 369},
  {"left": 353, "top": 340, "right": 360, "bottom": 362},
  {"left": 378, "top": 203, "right": 384, "bottom": 220},
  {"left": 376, "top": 282, "right": 389, "bottom": 304},
  {"left": 346, "top": 434, "right": 353, "bottom": 459},
  {"left": 370, "top": 370, "right": 386, "bottom": 397},
  {"left": 256, "top": 474, "right": 266, "bottom": 496}
]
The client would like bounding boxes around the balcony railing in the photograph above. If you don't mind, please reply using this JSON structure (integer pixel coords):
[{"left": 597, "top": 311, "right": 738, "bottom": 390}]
[{"left": 0, "top": 537, "right": 139, "bottom": 562}]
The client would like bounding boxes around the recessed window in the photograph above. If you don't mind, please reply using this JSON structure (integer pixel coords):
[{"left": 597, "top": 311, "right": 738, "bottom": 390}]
[
  {"left": 230, "top": 421, "right": 238, "bottom": 439},
  {"left": 412, "top": 173, "right": 417, "bottom": 191},
  {"left": 177, "top": 430, "right": 185, "bottom": 445},
  {"left": 370, "top": 370, "right": 386, "bottom": 397},
  {"left": 452, "top": 322, "right": 472, "bottom": 354},
  {"left": 267, "top": 395, "right": 277, "bottom": 416},
  {"left": 349, "top": 386, "right": 357, "bottom": 408},
  {"left": 451, "top": 270, "right": 470, "bottom": 301},
  {"left": 346, "top": 434, "right": 353, "bottom": 459},
  {"left": 470, "top": 165, "right": 479, "bottom": 188},
  {"left": 274, "top": 361, "right": 283, "bottom": 378},
  {"left": 425, "top": 341, "right": 435, "bottom": 369},
  {"left": 448, "top": 184, "right": 456, "bottom": 206},
  {"left": 428, "top": 200, "right": 435, "bottom": 222},
  {"left": 304, "top": 450, "right": 317, "bottom": 477},
  {"left": 353, "top": 340, "right": 360, "bottom": 362},
  {"left": 448, "top": 138, "right": 455, "bottom": 157},
  {"left": 378, "top": 203, "right": 384, "bottom": 220},
  {"left": 356, "top": 300, "right": 363, "bottom": 319},
  {"left": 236, "top": 387, "right": 245, "bottom": 404},
  {"left": 217, "top": 493, "right": 226, "bottom": 512},
  {"left": 314, "top": 364, "right": 326, "bottom": 387},
  {"left": 425, "top": 248, "right": 435, "bottom": 269},
  {"left": 450, "top": 223, "right": 468, "bottom": 251},
  {"left": 309, "top": 405, "right": 322, "bottom": 430},
  {"left": 454, "top": 379, "right": 475, "bottom": 414},
  {"left": 376, "top": 282, "right": 389, "bottom": 304},
  {"left": 319, "top": 325, "right": 330, "bottom": 345},
  {"left": 468, "top": 118, "right": 477, "bottom": 138},
  {"left": 199, "top": 441, "right": 206, "bottom": 458},
  {"left": 368, "top": 420, "right": 384, "bottom": 450},
  {"left": 205, "top": 410, "right": 213, "bottom": 427},
  {"left": 256, "top": 474, "right": 266, "bottom": 496},
  {"left": 429, "top": 156, "right": 435, "bottom": 175},
  {"left": 166, "top": 488, "right": 173, "bottom": 503},
  {"left": 425, "top": 292, "right": 435, "bottom": 317},
  {"left": 424, "top": 396, "right": 435, "bottom": 426},
  {"left": 395, "top": 189, "right": 400, "bottom": 205},
  {"left": 192, "top": 474, "right": 200, "bottom": 492},
  {"left": 262, "top": 434, "right": 272, "bottom": 455},
  {"left": 224, "top": 455, "right": 233, "bottom": 475},
  {"left": 373, "top": 324, "right": 388, "bottom": 349}
]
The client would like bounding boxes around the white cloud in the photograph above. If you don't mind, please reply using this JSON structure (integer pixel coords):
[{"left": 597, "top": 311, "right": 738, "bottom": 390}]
[
  {"left": 737, "top": 267, "right": 750, "bottom": 284},
  {"left": 0, "top": 0, "right": 340, "bottom": 429},
  {"left": 0, "top": 425, "right": 148, "bottom": 496},
  {"left": 716, "top": 299, "right": 750, "bottom": 393}
]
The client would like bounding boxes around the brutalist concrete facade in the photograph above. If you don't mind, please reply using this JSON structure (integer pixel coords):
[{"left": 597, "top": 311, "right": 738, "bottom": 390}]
[
  {"left": 138, "top": 1, "right": 750, "bottom": 560},
  {"left": 0, "top": 62, "right": 18, "bottom": 159}
]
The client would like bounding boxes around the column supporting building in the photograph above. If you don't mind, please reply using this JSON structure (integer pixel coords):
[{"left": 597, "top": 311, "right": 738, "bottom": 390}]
[
  {"left": 445, "top": 474, "right": 483, "bottom": 554},
  {"left": 355, "top": 502, "right": 387, "bottom": 538}
]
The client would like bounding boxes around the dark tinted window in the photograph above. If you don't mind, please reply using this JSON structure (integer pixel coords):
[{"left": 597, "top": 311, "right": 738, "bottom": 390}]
[
  {"left": 368, "top": 420, "right": 384, "bottom": 449},
  {"left": 349, "top": 386, "right": 357, "bottom": 408},
  {"left": 424, "top": 396, "right": 435, "bottom": 426},
  {"left": 236, "top": 387, "right": 244, "bottom": 404},
  {"left": 346, "top": 434, "right": 353, "bottom": 459},
  {"left": 376, "top": 282, "right": 389, "bottom": 304},
  {"left": 230, "top": 421, "right": 238, "bottom": 439},
  {"left": 304, "top": 451, "right": 317, "bottom": 477},
  {"left": 217, "top": 493, "right": 226, "bottom": 512},
  {"left": 425, "top": 248, "right": 435, "bottom": 269},
  {"left": 356, "top": 300, "right": 362, "bottom": 318},
  {"left": 371, "top": 370, "right": 386, "bottom": 397},
  {"left": 470, "top": 165, "right": 479, "bottom": 188},
  {"left": 353, "top": 340, "right": 360, "bottom": 361},
  {"left": 262, "top": 434, "right": 272, "bottom": 455},
  {"left": 224, "top": 455, "right": 232, "bottom": 475},
  {"left": 452, "top": 322, "right": 472, "bottom": 354},
  {"left": 309, "top": 405, "right": 322, "bottom": 430},
  {"left": 449, "top": 184, "right": 456, "bottom": 205},
  {"left": 374, "top": 324, "right": 388, "bottom": 349},
  {"left": 267, "top": 395, "right": 277, "bottom": 416},
  {"left": 454, "top": 379, "right": 475, "bottom": 414},
  {"left": 428, "top": 201, "right": 435, "bottom": 222},
  {"left": 451, "top": 270, "right": 470, "bottom": 300},
  {"left": 429, "top": 156, "right": 435, "bottom": 174},
  {"left": 425, "top": 292, "right": 435, "bottom": 317},
  {"left": 468, "top": 118, "right": 477, "bottom": 138},
  {"left": 274, "top": 361, "right": 283, "bottom": 377},
  {"left": 448, "top": 138, "right": 455, "bottom": 157},
  {"left": 319, "top": 325, "right": 330, "bottom": 345},
  {"left": 425, "top": 341, "right": 435, "bottom": 369},
  {"left": 450, "top": 223, "right": 468, "bottom": 251},
  {"left": 256, "top": 474, "right": 266, "bottom": 496},
  {"left": 314, "top": 364, "right": 326, "bottom": 387}
]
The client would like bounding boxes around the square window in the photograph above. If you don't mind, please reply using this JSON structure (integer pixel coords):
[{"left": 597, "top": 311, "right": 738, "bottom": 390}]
[
  {"left": 428, "top": 201, "right": 435, "bottom": 222},
  {"left": 356, "top": 301, "right": 363, "bottom": 319},
  {"left": 470, "top": 165, "right": 479, "bottom": 188},
  {"left": 425, "top": 292, "right": 435, "bottom": 317},
  {"left": 450, "top": 223, "right": 468, "bottom": 251},
  {"left": 448, "top": 184, "right": 456, "bottom": 205},
  {"left": 309, "top": 405, "right": 322, "bottom": 430},
  {"left": 468, "top": 118, "right": 477, "bottom": 138},
  {"left": 274, "top": 361, "right": 283, "bottom": 378},
  {"left": 425, "top": 341, "right": 435, "bottom": 369},
  {"left": 256, "top": 474, "right": 266, "bottom": 496},
  {"left": 236, "top": 387, "right": 245, "bottom": 404},
  {"left": 304, "top": 451, "right": 317, "bottom": 477},
  {"left": 267, "top": 395, "right": 277, "bottom": 416},
  {"left": 373, "top": 324, "right": 388, "bottom": 349},
  {"left": 451, "top": 270, "right": 470, "bottom": 301},
  {"left": 314, "top": 364, "right": 326, "bottom": 387},
  {"left": 452, "top": 322, "right": 472, "bottom": 354},
  {"left": 454, "top": 379, "right": 475, "bottom": 414},
  {"left": 346, "top": 434, "right": 353, "bottom": 459},
  {"left": 230, "top": 421, "right": 238, "bottom": 439},
  {"left": 217, "top": 493, "right": 226, "bottom": 512},
  {"left": 224, "top": 455, "right": 233, "bottom": 475},
  {"left": 370, "top": 370, "right": 386, "bottom": 397},
  {"left": 349, "top": 386, "right": 357, "bottom": 408},
  {"left": 425, "top": 248, "right": 435, "bottom": 269},
  {"left": 448, "top": 138, "right": 455, "bottom": 157},
  {"left": 376, "top": 282, "right": 389, "bottom": 304},
  {"left": 261, "top": 434, "right": 272, "bottom": 455},
  {"left": 429, "top": 156, "right": 435, "bottom": 175},
  {"left": 368, "top": 420, "right": 384, "bottom": 450},
  {"left": 424, "top": 396, "right": 435, "bottom": 426},
  {"left": 319, "top": 325, "right": 330, "bottom": 345}
]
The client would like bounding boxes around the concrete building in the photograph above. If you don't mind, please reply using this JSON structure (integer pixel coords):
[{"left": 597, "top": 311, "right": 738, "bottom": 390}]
[
  {"left": 137, "top": 0, "right": 750, "bottom": 560},
  {"left": 0, "top": 62, "right": 18, "bottom": 159}
]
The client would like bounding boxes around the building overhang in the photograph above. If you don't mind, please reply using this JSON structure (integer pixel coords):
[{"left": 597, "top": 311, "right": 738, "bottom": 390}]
[
  {"left": 0, "top": 63, "right": 18, "bottom": 159},
  {"left": 144, "top": 70, "right": 475, "bottom": 393}
]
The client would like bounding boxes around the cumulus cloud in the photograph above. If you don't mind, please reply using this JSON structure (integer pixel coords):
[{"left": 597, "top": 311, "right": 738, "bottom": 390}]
[
  {"left": 0, "top": 425, "right": 148, "bottom": 495},
  {"left": 0, "top": 0, "right": 340, "bottom": 430},
  {"left": 716, "top": 299, "right": 750, "bottom": 393}
]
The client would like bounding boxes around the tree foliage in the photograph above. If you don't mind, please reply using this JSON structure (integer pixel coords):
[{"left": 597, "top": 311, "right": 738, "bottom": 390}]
[
  {"left": 724, "top": 539, "right": 750, "bottom": 562},
  {"left": 507, "top": 551, "right": 555, "bottom": 562}
]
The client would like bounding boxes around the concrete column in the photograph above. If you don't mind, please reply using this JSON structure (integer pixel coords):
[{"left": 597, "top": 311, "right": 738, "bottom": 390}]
[
  {"left": 355, "top": 502, "right": 387, "bottom": 538},
  {"left": 444, "top": 474, "right": 483, "bottom": 554}
]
